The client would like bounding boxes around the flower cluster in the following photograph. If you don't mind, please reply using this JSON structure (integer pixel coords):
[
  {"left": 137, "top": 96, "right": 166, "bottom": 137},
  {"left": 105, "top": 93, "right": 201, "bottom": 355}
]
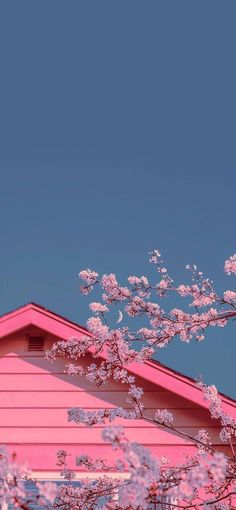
[
  {"left": 154, "top": 409, "right": 174, "bottom": 426},
  {"left": 37, "top": 481, "right": 58, "bottom": 503},
  {"left": 198, "top": 382, "right": 236, "bottom": 444},
  {"left": 68, "top": 406, "right": 136, "bottom": 426},
  {"left": 0, "top": 446, "right": 59, "bottom": 509},
  {"left": 128, "top": 275, "right": 149, "bottom": 287},
  {"left": 101, "top": 273, "right": 130, "bottom": 303},
  {"left": 223, "top": 290, "right": 236, "bottom": 303},
  {"left": 41, "top": 251, "right": 236, "bottom": 510},
  {"left": 195, "top": 429, "right": 212, "bottom": 454},
  {"left": 89, "top": 302, "right": 109, "bottom": 314},
  {"left": 79, "top": 269, "right": 99, "bottom": 294},
  {"left": 224, "top": 254, "right": 236, "bottom": 275},
  {"left": 86, "top": 316, "right": 109, "bottom": 341},
  {"left": 172, "top": 452, "right": 228, "bottom": 502}
]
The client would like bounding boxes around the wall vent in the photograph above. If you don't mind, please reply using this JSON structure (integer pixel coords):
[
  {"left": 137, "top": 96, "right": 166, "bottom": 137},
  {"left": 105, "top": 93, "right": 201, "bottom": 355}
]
[{"left": 27, "top": 336, "right": 45, "bottom": 352}]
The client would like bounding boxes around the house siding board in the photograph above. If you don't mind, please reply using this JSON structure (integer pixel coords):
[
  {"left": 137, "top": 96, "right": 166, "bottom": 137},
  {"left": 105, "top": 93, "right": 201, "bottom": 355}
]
[
  {"left": 0, "top": 408, "right": 215, "bottom": 427},
  {"left": 6, "top": 444, "right": 233, "bottom": 470},
  {"left": 0, "top": 426, "right": 224, "bottom": 445},
  {"left": 0, "top": 390, "right": 201, "bottom": 408}
]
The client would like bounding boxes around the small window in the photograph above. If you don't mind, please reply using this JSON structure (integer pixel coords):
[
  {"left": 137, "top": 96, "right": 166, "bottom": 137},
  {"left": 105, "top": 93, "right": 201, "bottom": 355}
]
[{"left": 27, "top": 336, "right": 45, "bottom": 352}]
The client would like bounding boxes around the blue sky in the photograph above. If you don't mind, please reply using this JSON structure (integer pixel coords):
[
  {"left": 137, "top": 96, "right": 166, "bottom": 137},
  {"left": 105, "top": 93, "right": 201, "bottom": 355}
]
[{"left": 0, "top": 1, "right": 235, "bottom": 396}]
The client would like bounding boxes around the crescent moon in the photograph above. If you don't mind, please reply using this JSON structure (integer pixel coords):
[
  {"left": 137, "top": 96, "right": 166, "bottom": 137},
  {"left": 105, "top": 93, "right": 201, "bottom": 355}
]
[{"left": 116, "top": 310, "right": 123, "bottom": 324}]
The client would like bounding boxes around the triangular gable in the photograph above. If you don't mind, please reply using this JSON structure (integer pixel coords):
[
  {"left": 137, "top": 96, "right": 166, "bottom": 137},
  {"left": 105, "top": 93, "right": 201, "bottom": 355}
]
[
  {"left": 0, "top": 302, "right": 88, "bottom": 339},
  {"left": 0, "top": 302, "right": 235, "bottom": 417}
]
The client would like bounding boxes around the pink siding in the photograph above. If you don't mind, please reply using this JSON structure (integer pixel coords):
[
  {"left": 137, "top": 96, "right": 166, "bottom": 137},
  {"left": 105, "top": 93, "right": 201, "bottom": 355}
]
[
  {"left": 0, "top": 427, "right": 225, "bottom": 444},
  {"left": 7, "top": 444, "right": 233, "bottom": 470},
  {"left": 0, "top": 313, "right": 235, "bottom": 474},
  {"left": 0, "top": 408, "right": 215, "bottom": 427}
]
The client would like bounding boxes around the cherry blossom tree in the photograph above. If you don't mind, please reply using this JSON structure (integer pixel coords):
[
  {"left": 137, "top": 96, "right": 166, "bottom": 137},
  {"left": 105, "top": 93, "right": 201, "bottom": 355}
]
[{"left": 1, "top": 251, "right": 236, "bottom": 510}]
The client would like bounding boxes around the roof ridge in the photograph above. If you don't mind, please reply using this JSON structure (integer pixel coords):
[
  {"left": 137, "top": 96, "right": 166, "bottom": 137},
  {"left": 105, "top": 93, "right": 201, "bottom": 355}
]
[{"left": 0, "top": 302, "right": 89, "bottom": 332}]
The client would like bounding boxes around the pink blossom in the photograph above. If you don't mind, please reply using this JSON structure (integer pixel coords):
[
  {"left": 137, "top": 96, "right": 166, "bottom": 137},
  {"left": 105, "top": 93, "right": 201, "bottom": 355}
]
[
  {"left": 37, "top": 482, "right": 58, "bottom": 503},
  {"left": 178, "top": 480, "right": 194, "bottom": 499},
  {"left": 207, "top": 452, "right": 228, "bottom": 482},
  {"left": 86, "top": 316, "right": 109, "bottom": 341},
  {"left": 140, "top": 276, "right": 149, "bottom": 286},
  {"left": 101, "top": 273, "right": 130, "bottom": 302},
  {"left": 102, "top": 426, "right": 125, "bottom": 447},
  {"left": 145, "top": 301, "right": 161, "bottom": 315},
  {"left": 177, "top": 284, "right": 191, "bottom": 296},
  {"left": 80, "top": 285, "right": 93, "bottom": 295},
  {"left": 89, "top": 302, "right": 108, "bottom": 314},
  {"left": 223, "top": 290, "right": 236, "bottom": 302},
  {"left": 46, "top": 336, "right": 92, "bottom": 362},
  {"left": 149, "top": 249, "right": 161, "bottom": 263},
  {"left": 191, "top": 293, "right": 216, "bottom": 307},
  {"left": 79, "top": 269, "right": 99, "bottom": 284},
  {"left": 195, "top": 429, "right": 212, "bottom": 453},
  {"left": 125, "top": 296, "right": 147, "bottom": 316},
  {"left": 128, "top": 275, "right": 148, "bottom": 286},
  {"left": 219, "top": 427, "right": 232, "bottom": 442},
  {"left": 158, "top": 279, "right": 169, "bottom": 290},
  {"left": 224, "top": 254, "right": 236, "bottom": 274},
  {"left": 138, "top": 328, "right": 158, "bottom": 344},
  {"left": 154, "top": 409, "right": 174, "bottom": 426},
  {"left": 128, "top": 385, "right": 143, "bottom": 401},
  {"left": 65, "top": 363, "right": 84, "bottom": 375}
]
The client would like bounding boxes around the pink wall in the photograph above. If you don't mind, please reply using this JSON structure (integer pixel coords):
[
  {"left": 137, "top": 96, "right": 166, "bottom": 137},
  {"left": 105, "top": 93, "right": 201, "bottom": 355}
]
[{"left": 0, "top": 320, "right": 234, "bottom": 474}]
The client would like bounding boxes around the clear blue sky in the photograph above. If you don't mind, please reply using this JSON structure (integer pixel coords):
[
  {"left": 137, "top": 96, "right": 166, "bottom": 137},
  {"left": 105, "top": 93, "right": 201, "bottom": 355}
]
[{"left": 0, "top": 1, "right": 235, "bottom": 396}]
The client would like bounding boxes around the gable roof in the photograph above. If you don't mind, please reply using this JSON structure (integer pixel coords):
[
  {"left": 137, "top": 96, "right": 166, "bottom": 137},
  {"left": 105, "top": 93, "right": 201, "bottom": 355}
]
[
  {"left": 0, "top": 302, "right": 89, "bottom": 339},
  {"left": 0, "top": 302, "right": 235, "bottom": 416}
]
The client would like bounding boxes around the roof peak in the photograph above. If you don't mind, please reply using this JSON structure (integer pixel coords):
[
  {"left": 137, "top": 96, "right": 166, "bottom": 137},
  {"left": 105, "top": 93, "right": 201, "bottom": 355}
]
[{"left": 0, "top": 302, "right": 89, "bottom": 332}]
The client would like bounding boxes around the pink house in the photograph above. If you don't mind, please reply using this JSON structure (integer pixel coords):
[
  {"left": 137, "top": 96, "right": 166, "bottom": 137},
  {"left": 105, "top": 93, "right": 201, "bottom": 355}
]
[{"left": 0, "top": 302, "right": 235, "bottom": 485}]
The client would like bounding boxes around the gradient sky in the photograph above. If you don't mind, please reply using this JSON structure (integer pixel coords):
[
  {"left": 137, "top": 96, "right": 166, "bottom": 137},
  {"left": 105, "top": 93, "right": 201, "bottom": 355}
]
[{"left": 0, "top": 1, "right": 235, "bottom": 396}]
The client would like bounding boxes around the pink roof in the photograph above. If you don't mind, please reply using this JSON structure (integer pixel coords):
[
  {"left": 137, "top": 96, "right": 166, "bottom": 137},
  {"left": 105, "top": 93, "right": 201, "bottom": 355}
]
[{"left": 0, "top": 302, "right": 235, "bottom": 416}]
